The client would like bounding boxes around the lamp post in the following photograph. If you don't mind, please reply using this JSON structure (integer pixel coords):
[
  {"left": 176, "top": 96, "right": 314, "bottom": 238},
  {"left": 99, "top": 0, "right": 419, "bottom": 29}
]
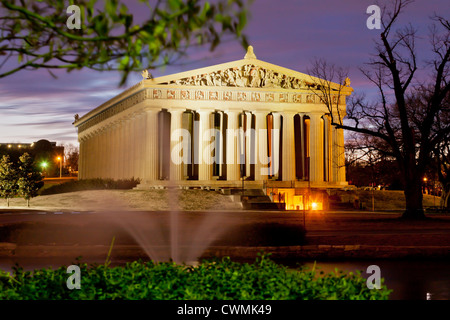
[{"left": 57, "top": 156, "right": 62, "bottom": 179}]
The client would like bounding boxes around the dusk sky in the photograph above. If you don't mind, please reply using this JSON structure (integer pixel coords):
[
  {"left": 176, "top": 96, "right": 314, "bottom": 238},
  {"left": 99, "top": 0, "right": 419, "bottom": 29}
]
[{"left": 0, "top": 0, "right": 447, "bottom": 148}]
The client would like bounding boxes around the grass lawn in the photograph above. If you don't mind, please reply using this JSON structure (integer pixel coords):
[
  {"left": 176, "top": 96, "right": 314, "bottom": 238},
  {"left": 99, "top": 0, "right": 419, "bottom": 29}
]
[{"left": 330, "top": 189, "right": 441, "bottom": 211}]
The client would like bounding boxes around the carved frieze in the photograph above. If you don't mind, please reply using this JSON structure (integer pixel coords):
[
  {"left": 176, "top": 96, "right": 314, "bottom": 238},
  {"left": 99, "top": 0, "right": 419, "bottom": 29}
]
[{"left": 164, "top": 64, "right": 316, "bottom": 89}]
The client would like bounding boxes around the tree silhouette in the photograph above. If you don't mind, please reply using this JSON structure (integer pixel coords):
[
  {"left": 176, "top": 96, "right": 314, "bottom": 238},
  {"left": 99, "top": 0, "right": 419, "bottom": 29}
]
[
  {"left": 0, "top": 155, "right": 18, "bottom": 207},
  {"left": 307, "top": 0, "right": 449, "bottom": 219},
  {"left": 17, "top": 153, "right": 44, "bottom": 207}
]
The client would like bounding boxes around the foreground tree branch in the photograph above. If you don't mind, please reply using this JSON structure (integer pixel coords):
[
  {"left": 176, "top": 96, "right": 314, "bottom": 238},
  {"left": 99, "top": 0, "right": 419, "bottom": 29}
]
[{"left": 0, "top": 0, "right": 251, "bottom": 85}]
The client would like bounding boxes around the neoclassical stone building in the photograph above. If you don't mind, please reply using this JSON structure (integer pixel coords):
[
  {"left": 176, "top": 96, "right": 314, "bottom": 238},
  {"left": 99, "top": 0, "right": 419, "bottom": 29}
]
[{"left": 74, "top": 47, "right": 352, "bottom": 191}]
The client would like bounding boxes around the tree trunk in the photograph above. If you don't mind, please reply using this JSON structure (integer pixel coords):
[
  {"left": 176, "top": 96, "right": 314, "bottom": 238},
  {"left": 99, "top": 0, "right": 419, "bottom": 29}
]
[
  {"left": 441, "top": 183, "right": 450, "bottom": 209},
  {"left": 27, "top": 199, "right": 30, "bottom": 208},
  {"left": 402, "top": 181, "right": 426, "bottom": 219},
  {"left": 7, "top": 198, "right": 9, "bottom": 207}
]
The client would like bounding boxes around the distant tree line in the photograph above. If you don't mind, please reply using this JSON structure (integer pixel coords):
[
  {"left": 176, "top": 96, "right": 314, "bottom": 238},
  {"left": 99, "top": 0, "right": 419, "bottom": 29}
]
[{"left": 0, "top": 153, "right": 43, "bottom": 207}]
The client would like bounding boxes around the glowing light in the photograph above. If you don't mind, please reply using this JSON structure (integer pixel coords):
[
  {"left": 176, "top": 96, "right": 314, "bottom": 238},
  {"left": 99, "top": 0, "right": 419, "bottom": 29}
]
[
  {"left": 311, "top": 202, "right": 318, "bottom": 210},
  {"left": 41, "top": 162, "right": 48, "bottom": 169},
  {"left": 423, "top": 177, "right": 427, "bottom": 182}
]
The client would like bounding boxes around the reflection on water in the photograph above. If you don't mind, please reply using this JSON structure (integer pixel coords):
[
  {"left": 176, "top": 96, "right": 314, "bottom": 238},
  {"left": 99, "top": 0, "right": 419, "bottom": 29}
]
[
  {"left": 1, "top": 257, "right": 449, "bottom": 300},
  {"left": 296, "top": 259, "right": 450, "bottom": 300}
]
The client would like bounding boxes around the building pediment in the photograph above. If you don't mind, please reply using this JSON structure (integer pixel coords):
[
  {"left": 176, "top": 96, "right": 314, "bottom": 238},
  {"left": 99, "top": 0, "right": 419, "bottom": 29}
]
[
  {"left": 156, "top": 63, "right": 317, "bottom": 90},
  {"left": 145, "top": 46, "right": 352, "bottom": 93}
]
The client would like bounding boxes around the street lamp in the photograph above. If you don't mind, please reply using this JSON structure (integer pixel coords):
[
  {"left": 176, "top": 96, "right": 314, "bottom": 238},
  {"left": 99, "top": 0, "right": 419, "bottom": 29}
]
[
  {"left": 423, "top": 177, "right": 428, "bottom": 194},
  {"left": 57, "top": 156, "right": 62, "bottom": 179},
  {"left": 41, "top": 161, "right": 48, "bottom": 176}
]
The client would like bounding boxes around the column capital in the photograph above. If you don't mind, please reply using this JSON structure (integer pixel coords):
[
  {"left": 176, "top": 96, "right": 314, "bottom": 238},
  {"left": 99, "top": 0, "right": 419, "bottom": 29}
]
[
  {"left": 144, "top": 107, "right": 160, "bottom": 113},
  {"left": 280, "top": 110, "right": 298, "bottom": 114},
  {"left": 196, "top": 109, "right": 213, "bottom": 114},
  {"left": 224, "top": 109, "right": 239, "bottom": 113},
  {"left": 253, "top": 110, "right": 269, "bottom": 115},
  {"left": 168, "top": 108, "right": 185, "bottom": 113}
]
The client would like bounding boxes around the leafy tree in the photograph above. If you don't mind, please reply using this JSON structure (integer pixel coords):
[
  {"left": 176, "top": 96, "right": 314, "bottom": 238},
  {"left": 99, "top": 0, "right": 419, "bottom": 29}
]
[
  {"left": 0, "top": 155, "right": 18, "bottom": 207},
  {"left": 0, "top": 0, "right": 250, "bottom": 85},
  {"left": 17, "top": 153, "right": 44, "bottom": 207}
]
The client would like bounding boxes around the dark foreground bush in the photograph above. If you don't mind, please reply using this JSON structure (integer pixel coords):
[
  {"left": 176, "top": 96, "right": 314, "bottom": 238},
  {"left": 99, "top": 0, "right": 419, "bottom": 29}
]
[
  {"left": 39, "top": 178, "right": 140, "bottom": 195},
  {"left": 0, "top": 255, "right": 391, "bottom": 300}
]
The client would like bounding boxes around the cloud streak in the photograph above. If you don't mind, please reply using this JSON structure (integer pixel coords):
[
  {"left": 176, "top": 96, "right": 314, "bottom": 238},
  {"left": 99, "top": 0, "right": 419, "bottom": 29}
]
[{"left": 0, "top": 0, "right": 446, "bottom": 146}]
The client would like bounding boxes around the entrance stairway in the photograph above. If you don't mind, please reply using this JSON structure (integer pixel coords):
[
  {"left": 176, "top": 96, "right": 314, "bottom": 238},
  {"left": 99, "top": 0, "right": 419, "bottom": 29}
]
[{"left": 227, "top": 188, "right": 283, "bottom": 210}]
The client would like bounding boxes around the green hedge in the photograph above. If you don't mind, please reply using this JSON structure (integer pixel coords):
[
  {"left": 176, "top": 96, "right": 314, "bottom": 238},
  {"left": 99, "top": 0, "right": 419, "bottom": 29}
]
[
  {"left": 39, "top": 178, "right": 140, "bottom": 195},
  {"left": 0, "top": 255, "right": 391, "bottom": 300}
]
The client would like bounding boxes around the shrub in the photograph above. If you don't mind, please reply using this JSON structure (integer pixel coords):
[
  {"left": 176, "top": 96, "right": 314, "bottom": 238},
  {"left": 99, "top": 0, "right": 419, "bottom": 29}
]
[
  {"left": 39, "top": 178, "right": 140, "bottom": 195},
  {"left": 0, "top": 155, "right": 18, "bottom": 207},
  {"left": 0, "top": 254, "right": 391, "bottom": 300}
]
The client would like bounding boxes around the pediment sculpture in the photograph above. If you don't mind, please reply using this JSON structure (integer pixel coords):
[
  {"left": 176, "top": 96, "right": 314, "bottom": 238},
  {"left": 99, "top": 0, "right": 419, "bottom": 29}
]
[{"left": 164, "top": 64, "right": 316, "bottom": 89}]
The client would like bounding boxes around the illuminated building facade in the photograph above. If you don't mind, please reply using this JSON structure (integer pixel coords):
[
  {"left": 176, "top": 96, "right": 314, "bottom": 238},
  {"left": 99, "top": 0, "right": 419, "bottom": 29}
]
[{"left": 74, "top": 47, "right": 352, "bottom": 207}]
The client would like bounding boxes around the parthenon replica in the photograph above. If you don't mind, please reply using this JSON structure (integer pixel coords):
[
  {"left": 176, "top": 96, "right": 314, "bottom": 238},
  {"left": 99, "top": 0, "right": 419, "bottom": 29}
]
[{"left": 74, "top": 47, "right": 352, "bottom": 208}]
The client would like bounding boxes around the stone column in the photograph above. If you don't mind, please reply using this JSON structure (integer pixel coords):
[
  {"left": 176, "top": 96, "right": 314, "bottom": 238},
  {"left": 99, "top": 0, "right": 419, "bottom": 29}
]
[
  {"left": 84, "top": 135, "right": 89, "bottom": 179},
  {"left": 129, "top": 115, "right": 137, "bottom": 179},
  {"left": 145, "top": 109, "right": 159, "bottom": 182},
  {"left": 298, "top": 113, "right": 305, "bottom": 180},
  {"left": 92, "top": 131, "right": 98, "bottom": 178},
  {"left": 271, "top": 112, "right": 282, "bottom": 179},
  {"left": 197, "top": 110, "right": 212, "bottom": 181},
  {"left": 225, "top": 110, "right": 240, "bottom": 181},
  {"left": 91, "top": 133, "right": 96, "bottom": 178},
  {"left": 104, "top": 126, "right": 110, "bottom": 178},
  {"left": 323, "top": 115, "right": 332, "bottom": 182},
  {"left": 99, "top": 128, "right": 105, "bottom": 179},
  {"left": 78, "top": 138, "right": 84, "bottom": 179},
  {"left": 115, "top": 123, "right": 121, "bottom": 179},
  {"left": 120, "top": 119, "right": 127, "bottom": 179},
  {"left": 244, "top": 111, "right": 252, "bottom": 178},
  {"left": 116, "top": 122, "right": 122, "bottom": 180},
  {"left": 133, "top": 113, "right": 144, "bottom": 180},
  {"left": 338, "top": 127, "right": 346, "bottom": 182},
  {"left": 254, "top": 111, "right": 268, "bottom": 181},
  {"left": 109, "top": 123, "right": 116, "bottom": 180},
  {"left": 309, "top": 113, "right": 324, "bottom": 182},
  {"left": 88, "top": 134, "right": 94, "bottom": 179},
  {"left": 136, "top": 112, "right": 146, "bottom": 180},
  {"left": 170, "top": 109, "right": 185, "bottom": 181},
  {"left": 281, "top": 112, "right": 296, "bottom": 182},
  {"left": 128, "top": 117, "right": 134, "bottom": 179}
]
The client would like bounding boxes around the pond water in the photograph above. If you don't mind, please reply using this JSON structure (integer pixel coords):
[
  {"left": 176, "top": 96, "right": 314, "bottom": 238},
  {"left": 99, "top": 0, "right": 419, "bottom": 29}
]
[{"left": 295, "top": 259, "right": 450, "bottom": 300}]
